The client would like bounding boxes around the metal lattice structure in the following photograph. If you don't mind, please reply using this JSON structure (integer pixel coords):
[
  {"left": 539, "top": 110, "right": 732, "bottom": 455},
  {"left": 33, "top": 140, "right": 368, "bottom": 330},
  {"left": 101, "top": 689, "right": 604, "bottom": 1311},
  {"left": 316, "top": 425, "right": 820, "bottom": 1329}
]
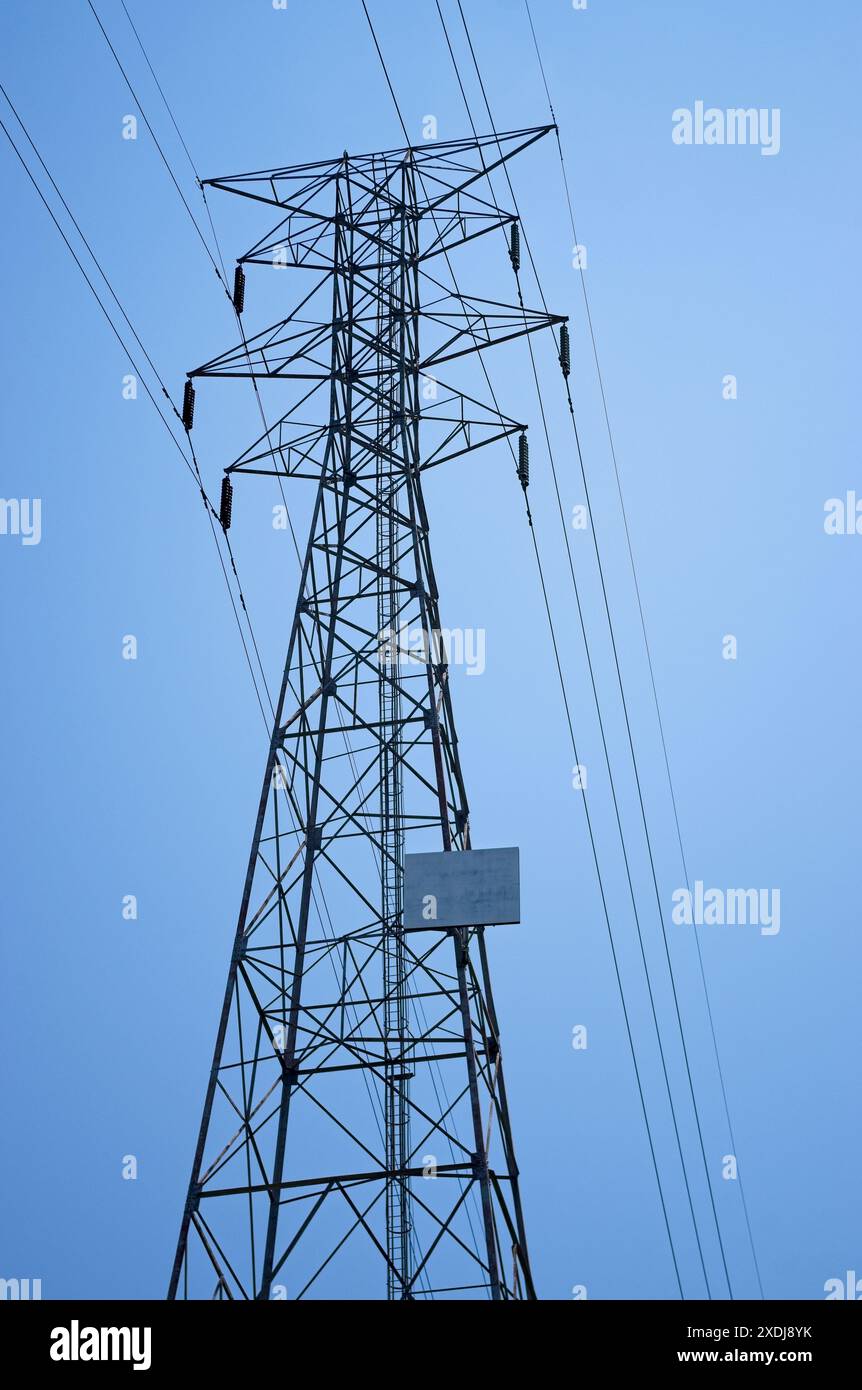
[{"left": 169, "top": 126, "right": 564, "bottom": 1300}]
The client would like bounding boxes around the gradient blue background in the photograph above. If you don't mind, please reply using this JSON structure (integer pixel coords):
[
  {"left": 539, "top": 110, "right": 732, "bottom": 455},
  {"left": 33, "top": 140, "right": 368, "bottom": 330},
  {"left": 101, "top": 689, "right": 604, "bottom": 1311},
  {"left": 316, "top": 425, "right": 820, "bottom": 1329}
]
[{"left": 1, "top": 0, "right": 859, "bottom": 1300}]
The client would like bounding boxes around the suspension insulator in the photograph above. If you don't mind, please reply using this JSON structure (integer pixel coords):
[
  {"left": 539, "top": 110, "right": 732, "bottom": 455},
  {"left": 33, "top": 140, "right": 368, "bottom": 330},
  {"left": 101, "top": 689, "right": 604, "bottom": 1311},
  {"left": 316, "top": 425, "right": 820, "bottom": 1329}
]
[
  {"left": 517, "top": 432, "right": 529, "bottom": 490},
  {"left": 509, "top": 221, "right": 521, "bottom": 274},
  {"left": 559, "top": 322, "right": 571, "bottom": 378},
  {"left": 182, "top": 379, "right": 196, "bottom": 431},
  {"left": 232, "top": 264, "right": 246, "bottom": 314},
  {"left": 219, "top": 474, "right": 233, "bottom": 531}
]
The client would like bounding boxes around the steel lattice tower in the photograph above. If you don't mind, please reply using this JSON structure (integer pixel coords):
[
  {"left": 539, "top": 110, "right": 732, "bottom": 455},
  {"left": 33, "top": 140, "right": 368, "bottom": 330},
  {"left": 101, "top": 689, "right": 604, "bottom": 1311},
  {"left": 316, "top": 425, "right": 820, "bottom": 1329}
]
[{"left": 169, "top": 127, "right": 564, "bottom": 1301}]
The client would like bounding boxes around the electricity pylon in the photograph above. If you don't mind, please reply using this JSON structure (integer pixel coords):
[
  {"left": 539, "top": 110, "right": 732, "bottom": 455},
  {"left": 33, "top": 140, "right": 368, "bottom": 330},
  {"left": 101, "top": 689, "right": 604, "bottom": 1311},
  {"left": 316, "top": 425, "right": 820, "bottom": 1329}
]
[{"left": 169, "top": 127, "right": 564, "bottom": 1301}]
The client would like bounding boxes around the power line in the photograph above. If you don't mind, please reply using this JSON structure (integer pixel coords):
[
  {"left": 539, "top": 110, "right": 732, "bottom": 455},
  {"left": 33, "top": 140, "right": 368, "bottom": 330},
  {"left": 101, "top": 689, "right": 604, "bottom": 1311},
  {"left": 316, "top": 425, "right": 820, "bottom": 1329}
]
[
  {"left": 521, "top": 0, "right": 765, "bottom": 1299},
  {"left": 435, "top": 0, "right": 721, "bottom": 1297},
  {"left": 0, "top": 80, "right": 179, "bottom": 427},
  {"left": 117, "top": 3, "right": 237, "bottom": 302},
  {"left": 452, "top": 0, "right": 737, "bottom": 1298},
  {"left": 86, "top": 0, "right": 230, "bottom": 296},
  {"left": 525, "top": 507, "right": 685, "bottom": 1298},
  {"left": 360, "top": 0, "right": 411, "bottom": 145},
  {"left": 0, "top": 106, "right": 190, "bottom": 484},
  {"left": 110, "top": 0, "right": 308, "bottom": 624},
  {"left": 0, "top": 89, "right": 273, "bottom": 731},
  {"left": 91, "top": 0, "right": 302, "bottom": 724},
  {"left": 119, "top": 0, "right": 202, "bottom": 184}
]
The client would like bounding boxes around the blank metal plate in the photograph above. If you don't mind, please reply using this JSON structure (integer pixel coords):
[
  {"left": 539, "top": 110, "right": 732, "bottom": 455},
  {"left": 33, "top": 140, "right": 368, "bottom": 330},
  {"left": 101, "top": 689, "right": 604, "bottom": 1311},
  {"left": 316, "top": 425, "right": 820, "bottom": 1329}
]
[{"left": 402, "top": 847, "right": 520, "bottom": 929}]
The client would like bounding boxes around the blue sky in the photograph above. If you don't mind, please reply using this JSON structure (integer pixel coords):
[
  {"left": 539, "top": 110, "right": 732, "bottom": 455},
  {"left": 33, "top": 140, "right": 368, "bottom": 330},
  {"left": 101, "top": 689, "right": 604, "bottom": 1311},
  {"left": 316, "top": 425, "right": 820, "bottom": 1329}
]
[{"left": 1, "top": 0, "right": 860, "bottom": 1299}]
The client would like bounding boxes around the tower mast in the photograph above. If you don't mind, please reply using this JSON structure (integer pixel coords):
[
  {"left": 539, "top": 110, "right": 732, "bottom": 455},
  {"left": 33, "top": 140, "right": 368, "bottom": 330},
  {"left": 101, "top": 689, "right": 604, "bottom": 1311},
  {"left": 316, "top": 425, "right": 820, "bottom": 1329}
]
[{"left": 169, "top": 128, "right": 563, "bottom": 1300}]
